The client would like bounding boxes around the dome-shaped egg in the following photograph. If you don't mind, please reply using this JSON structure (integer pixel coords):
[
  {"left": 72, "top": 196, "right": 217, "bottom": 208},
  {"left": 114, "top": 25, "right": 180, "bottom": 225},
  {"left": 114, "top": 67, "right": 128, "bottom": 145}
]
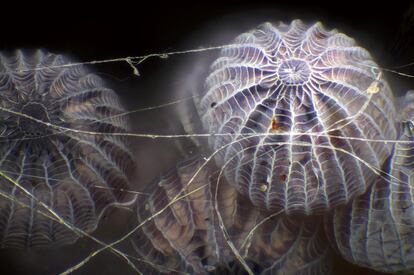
[
  {"left": 133, "top": 157, "right": 333, "bottom": 274},
  {"left": 0, "top": 50, "right": 134, "bottom": 248},
  {"left": 198, "top": 20, "right": 397, "bottom": 214},
  {"left": 325, "top": 91, "right": 414, "bottom": 273}
]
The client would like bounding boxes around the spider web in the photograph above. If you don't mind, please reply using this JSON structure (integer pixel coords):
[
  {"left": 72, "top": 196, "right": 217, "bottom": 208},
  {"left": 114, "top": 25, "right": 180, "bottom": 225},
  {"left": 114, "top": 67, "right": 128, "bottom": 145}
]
[{"left": 1, "top": 36, "right": 414, "bottom": 275}]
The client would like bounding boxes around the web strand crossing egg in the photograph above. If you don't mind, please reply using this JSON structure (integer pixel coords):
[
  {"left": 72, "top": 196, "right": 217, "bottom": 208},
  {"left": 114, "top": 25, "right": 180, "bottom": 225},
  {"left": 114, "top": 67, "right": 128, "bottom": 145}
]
[
  {"left": 0, "top": 50, "right": 134, "bottom": 248},
  {"left": 325, "top": 91, "right": 414, "bottom": 273},
  {"left": 133, "top": 157, "right": 333, "bottom": 274},
  {"left": 198, "top": 20, "right": 397, "bottom": 214}
]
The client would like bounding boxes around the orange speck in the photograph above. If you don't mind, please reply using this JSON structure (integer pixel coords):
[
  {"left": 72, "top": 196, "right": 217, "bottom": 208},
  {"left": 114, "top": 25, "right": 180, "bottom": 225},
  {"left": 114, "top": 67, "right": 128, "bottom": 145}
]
[
  {"left": 271, "top": 116, "right": 279, "bottom": 133},
  {"left": 279, "top": 174, "right": 287, "bottom": 182}
]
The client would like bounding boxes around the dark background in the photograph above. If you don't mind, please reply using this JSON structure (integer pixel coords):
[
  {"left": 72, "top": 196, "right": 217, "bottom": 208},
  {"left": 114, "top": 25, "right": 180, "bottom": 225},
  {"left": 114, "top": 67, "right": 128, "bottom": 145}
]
[
  {"left": 2, "top": 1, "right": 414, "bottom": 95},
  {"left": 1, "top": 1, "right": 414, "bottom": 274}
]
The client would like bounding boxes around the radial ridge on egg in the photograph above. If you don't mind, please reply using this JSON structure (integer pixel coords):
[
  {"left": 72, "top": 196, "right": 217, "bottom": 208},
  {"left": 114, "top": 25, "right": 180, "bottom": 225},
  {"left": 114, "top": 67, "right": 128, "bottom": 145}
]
[
  {"left": 133, "top": 157, "right": 333, "bottom": 274},
  {"left": 0, "top": 50, "right": 134, "bottom": 248},
  {"left": 197, "top": 19, "right": 397, "bottom": 214},
  {"left": 326, "top": 91, "right": 414, "bottom": 273}
]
